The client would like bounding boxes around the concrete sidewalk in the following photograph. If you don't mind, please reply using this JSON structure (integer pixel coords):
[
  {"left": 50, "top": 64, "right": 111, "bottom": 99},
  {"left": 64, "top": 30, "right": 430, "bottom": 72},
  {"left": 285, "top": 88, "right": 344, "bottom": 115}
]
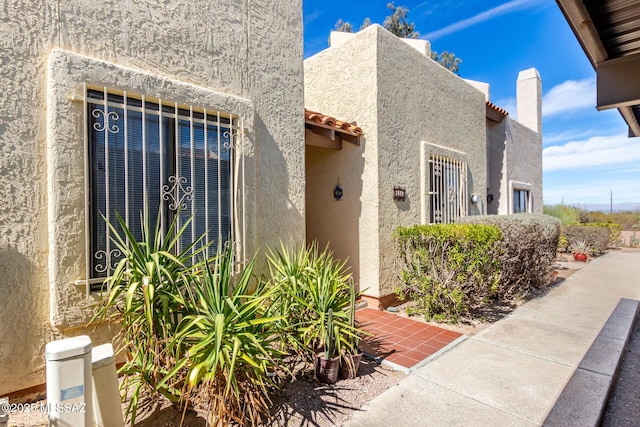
[{"left": 346, "top": 251, "right": 640, "bottom": 427}]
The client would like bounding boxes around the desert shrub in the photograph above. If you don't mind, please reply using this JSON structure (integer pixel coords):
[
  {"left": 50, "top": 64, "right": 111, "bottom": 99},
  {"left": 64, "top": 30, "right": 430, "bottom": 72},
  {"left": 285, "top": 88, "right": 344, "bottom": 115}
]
[
  {"left": 582, "top": 222, "right": 622, "bottom": 247},
  {"left": 458, "top": 214, "right": 561, "bottom": 300},
  {"left": 543, "top": 204, "right": 581, "bottom": 225},
  {"left": 93, "top": 212, "right": 283, "bottom": 426},
  {"left": 562, "top": 224, "right": 610, "bottom": 255},
  {"left": 394, "top": 224, "right": 503, "bottom": 323},
  {"left": 173, "top": 250, "right": 284, "bottom": 427},
  {"left": 558, "top": 233, "right": 569, "bottom": 252}
]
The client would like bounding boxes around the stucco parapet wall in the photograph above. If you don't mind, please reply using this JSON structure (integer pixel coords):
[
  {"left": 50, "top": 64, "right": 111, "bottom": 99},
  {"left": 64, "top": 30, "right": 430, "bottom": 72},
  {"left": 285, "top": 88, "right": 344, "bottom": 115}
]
[
  {"left": 464, "top": 79, "right": 490, "bottom": 101},
  {"left": 46, "top": 49, "right": 255, "bottom": 330},
  {"left": 329, "top": 27, "right": 431, "bottom": 57}
]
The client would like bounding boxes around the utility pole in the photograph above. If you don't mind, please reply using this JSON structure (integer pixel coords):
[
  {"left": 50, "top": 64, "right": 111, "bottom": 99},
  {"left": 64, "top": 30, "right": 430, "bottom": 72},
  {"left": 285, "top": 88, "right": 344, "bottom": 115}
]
[{"left": 610, "top": 190, "right": 613, "bottom": 214}]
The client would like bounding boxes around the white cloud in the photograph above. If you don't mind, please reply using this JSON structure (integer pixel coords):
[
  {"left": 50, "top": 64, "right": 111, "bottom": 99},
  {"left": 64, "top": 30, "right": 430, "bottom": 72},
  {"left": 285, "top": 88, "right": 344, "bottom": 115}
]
[
  {"left": 542, "top": 77, "right": 596, "bottom": 117},
  {"left": 304, "top": 9, "right": 323, "bottom": 25},
  {"left": 543, "top": 132, "right": 640, "bottom": 172},
  {"left": 543, "top": 128, "right": 599, "bottom": 146},
  {"left": 423, "top": 0, "right": 543, "bottom": 41}
]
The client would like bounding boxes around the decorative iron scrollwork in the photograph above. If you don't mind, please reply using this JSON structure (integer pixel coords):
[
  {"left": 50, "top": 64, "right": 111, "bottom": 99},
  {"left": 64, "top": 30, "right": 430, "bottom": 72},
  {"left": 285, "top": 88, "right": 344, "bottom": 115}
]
[
  {"left": 92, "top": 108, "right": 120, "bottom": 134},
  {"left": 162, "top": 175, "right": 193, "bottom": 211},
  {"left": 94, "top": 249, "right": 122, "bottom": 274},
  {"left": 223, "top": 129, "right": 244, "bottom": 152}
]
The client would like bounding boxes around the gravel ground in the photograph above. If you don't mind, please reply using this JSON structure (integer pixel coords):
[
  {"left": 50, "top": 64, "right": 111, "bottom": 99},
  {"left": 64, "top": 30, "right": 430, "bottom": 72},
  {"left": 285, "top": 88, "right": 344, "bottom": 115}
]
[{"left": 6, "top": 358, "right": 404, "bottom": 427}]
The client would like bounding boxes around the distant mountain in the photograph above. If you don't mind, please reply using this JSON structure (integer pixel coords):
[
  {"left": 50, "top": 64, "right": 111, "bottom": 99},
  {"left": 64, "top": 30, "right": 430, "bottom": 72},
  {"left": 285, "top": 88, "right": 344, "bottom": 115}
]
[{"left": 579, "top": 203, "right": 640, "bottom": 213}]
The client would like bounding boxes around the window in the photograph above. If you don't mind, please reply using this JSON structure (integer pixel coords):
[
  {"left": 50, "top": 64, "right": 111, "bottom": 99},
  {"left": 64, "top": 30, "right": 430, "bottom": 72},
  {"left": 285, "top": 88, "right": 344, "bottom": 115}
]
[
  {"left": 87, "top": 89, "right": 235, "bottom": 283},
  {"left": 513, "top": 189, "right": 530, "bottom": 213},
  {"left": 429, "top": 155, "right": 468, "bottom": 223}
]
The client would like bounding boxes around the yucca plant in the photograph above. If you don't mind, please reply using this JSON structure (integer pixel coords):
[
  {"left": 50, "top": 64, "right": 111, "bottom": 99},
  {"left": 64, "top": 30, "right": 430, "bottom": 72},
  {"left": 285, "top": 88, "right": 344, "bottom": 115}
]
[
  {"left": 170, "top": 247, "right": 285, "bottom": 426},
  {"left": 339, "top": 278, "right": 366, "bottom": 380},
  {"left": 268, "top": 242, "right": 360, "bottom": 361},
  {"left": 92, "top": 211, "right": 211, "bottom": 424},
  {"left": 265, "top": 243, "right": 313, "bottom": 354}
]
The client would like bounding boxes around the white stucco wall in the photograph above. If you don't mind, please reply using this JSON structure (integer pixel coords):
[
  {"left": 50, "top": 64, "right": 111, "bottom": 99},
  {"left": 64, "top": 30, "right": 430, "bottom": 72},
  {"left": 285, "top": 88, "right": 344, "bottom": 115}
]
[
  {"left": 305, "top": 25, "right": 486, "bottom": 300},
  {"left": 0, "top": 0, "right": 304, "bottom": 395}
]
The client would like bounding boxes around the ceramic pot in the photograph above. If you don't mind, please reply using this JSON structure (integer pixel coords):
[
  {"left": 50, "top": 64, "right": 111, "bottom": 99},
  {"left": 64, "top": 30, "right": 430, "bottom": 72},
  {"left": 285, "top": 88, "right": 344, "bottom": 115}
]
[
  {"left": 573, "top": 252, "right": 588, "bottom": 262},
  {"left": 339, "top": 351, "right": 363, "bottom": 380},
  {"left": 315, "top": 353, "right": 340, "bottom": 384}
]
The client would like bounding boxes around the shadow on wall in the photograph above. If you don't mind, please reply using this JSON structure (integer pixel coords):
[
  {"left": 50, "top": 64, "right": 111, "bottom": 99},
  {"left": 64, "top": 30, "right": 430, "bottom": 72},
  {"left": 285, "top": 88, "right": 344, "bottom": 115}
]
[
  {"left": 252, "top": 113, "right": 305, "bottom": 266},
  {"left": 394, "top": 189, "right": 411, "bottom": 212},
  {"left": 0, "top": 245, "right": 53, "bottom": 395},
  {"left": 305, "top": 138, "right": 365, "bottom": 290},
  {"left": 486, "top": 120, "right": 507, "bottom": 215}
]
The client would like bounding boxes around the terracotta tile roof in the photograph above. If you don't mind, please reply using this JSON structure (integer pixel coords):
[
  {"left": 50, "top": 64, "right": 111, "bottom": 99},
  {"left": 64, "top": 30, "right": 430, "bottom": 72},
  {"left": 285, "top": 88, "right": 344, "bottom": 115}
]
[
  {"left": 305, "top": 109, "right": 364, "bottom": 136},
  {"left": 486, "top": 101, "right": 509, "bottom": 117}
]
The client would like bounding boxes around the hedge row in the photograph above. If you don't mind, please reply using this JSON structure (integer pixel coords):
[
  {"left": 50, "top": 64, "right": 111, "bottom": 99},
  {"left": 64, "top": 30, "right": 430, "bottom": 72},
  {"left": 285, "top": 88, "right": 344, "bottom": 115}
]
[
  {"left": 458, "top": 214, "right": 561, "bottom": 299},
  {"left": 561, "top": 223, "right": 621, "bottom": 255},
  {"left": 395, "top": 214, "right": 561, "bottom": 323},
  {"left": 394, "top": 224, "right": 503, "bottom": 322}
]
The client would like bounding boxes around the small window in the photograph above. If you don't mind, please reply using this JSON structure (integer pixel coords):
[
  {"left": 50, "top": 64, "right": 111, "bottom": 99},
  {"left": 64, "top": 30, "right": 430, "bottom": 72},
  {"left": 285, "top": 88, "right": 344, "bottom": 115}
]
[
  {"left": 87, "top": 89, "right": 235, "bottom": 285},
  {"left": 429, "top": 155, "right": 468, "bottom": 223},
  {"left": 513, "top": 189, "right": 530, "bottom": 213}
]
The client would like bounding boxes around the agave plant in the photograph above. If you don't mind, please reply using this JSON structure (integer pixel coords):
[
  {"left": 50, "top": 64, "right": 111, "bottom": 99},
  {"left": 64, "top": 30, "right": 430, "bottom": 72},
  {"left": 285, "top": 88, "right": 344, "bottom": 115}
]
[
  {"left": 571, "top": 239, "right": 591, "bottom": 255},
  {"left": 92, "top": 211, "right": 211, "bottom": 424},
  {"left": 169, "top": 248, "right": 285, "bottom": 426}
]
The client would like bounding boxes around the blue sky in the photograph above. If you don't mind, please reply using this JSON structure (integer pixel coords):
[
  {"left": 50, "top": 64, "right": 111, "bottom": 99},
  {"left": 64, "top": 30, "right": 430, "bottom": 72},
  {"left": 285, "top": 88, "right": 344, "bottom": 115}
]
[{"left": 303, "top": 0, "right": 640, "bottom": 208}]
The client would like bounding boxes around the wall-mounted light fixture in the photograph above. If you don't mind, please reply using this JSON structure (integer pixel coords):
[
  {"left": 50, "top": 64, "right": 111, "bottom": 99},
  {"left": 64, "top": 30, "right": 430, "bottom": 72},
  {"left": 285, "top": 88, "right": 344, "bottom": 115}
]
[
  {"left": 487, "top": 194, "right": 494, "bottom": 203},
  {"left": 334, "top": 178, "right": 343, "bottom": 200},
  {"left": 393, "top": 186, "right": 406, "bottom": 202}
]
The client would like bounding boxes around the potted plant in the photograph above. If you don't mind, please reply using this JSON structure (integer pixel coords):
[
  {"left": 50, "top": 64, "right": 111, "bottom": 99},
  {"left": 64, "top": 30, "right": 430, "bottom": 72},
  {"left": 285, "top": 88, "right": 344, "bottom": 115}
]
[
  {"left": 315, "top": 309, "right": 341, "bottom": 384},
  {"left": 339, "top": 279, "right": 364, "bottom": 380},
  {"left": 267, "top": 243, "right": 361, "bottom": 383},
  {"left": 571, "top": 240, "right": 590, "bottom": 262}
]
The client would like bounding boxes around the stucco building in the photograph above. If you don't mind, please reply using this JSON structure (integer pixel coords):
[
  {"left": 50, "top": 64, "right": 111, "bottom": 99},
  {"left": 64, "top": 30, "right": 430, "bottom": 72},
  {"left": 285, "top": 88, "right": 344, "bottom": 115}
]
[
  {"left": 0, "top": 0, "right": 305, "bottom": 395},
  {"left": 1, "top": 5, "right": 544, "bottom": 396},
  {"left": 304, "top": 25, "right": 543, "bottom": 308}
]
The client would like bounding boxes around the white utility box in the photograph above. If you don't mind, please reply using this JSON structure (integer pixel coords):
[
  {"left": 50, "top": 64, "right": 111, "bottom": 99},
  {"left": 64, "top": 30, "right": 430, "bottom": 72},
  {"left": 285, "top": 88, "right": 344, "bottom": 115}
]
[
  {"left": 46, "top": 335, "right": 93, "bottom": 427},
  {"left": 91, "top": 343, "right": 124, "bottom": 427}
]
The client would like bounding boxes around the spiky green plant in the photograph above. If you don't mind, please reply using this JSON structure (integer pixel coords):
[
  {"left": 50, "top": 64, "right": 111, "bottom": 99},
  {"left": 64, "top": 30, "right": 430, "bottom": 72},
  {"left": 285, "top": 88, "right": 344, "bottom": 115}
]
[
  {"left": 267, "top": 242, "right": 361, "bottom": 360},
  {"left": 170, "top": 248, "right": 285, "bottom": 426},
  {"left": 571, "top": 239, "right": 592, "bottom": 255},
  {"left": 92, "top": 211, "right": 211, "bottom": 424}
]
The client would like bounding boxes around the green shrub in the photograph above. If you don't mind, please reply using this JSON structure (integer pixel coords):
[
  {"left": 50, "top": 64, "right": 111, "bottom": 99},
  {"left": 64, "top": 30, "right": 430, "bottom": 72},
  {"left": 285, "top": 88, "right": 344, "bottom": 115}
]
[
  {"left": 394, "top": 224, "right": 503, "bottom": 323},
  {"left": 558, "top": 234, "right": 569, "bottom": 252},
  {"left": 562, "top": 224, "right": 610, "bottom": 255},
  {"left": 543, "top": 204, "right": 581, "bottom": 225},
  {"left": 458, "top": 214, "right": 561, "bottom": 300}
]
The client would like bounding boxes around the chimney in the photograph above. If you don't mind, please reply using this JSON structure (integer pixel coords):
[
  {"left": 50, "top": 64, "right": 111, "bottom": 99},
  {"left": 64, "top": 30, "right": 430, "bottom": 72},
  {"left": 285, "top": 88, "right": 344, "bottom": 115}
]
[{"left": 516, "top": 68, "right": 542, "bottom": 134}]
